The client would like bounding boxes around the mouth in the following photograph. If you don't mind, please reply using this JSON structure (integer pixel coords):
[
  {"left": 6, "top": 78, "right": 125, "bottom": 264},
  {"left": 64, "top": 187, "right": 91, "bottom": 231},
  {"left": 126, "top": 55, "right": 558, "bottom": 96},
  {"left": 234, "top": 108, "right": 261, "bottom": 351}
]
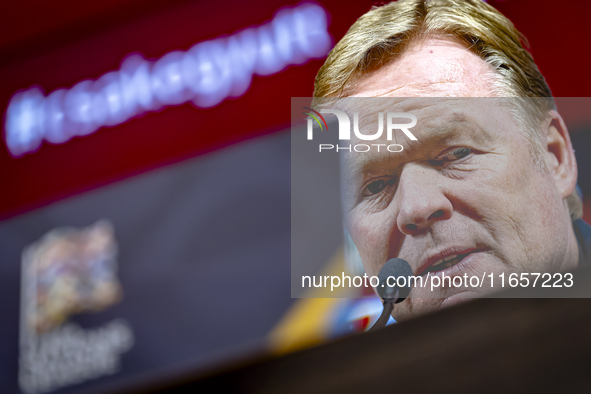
[{"left": 417, "top": 248, "right": 484, "bottom": 276}]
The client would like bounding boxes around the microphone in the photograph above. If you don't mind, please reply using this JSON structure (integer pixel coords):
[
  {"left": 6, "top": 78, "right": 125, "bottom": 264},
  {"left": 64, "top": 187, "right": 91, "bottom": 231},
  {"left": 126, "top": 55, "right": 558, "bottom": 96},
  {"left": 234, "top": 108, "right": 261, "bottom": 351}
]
[{"left": 369, "top": 258, "right": 414, "bottom": 331}]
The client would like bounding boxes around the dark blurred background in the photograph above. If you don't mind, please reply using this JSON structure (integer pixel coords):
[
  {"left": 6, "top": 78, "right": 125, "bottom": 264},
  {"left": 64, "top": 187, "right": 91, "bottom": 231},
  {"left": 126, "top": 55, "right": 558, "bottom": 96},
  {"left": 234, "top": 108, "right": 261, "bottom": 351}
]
[{"left": 1, "top": 1, "right": 590, "bottom": 394}]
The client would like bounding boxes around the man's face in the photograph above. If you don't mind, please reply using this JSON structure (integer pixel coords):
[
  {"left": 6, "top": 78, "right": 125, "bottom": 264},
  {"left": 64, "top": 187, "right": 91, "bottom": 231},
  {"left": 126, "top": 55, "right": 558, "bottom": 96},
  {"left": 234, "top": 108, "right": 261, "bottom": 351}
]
[{"left": 342, "top": 38, "right": 576, "bottom": 319}]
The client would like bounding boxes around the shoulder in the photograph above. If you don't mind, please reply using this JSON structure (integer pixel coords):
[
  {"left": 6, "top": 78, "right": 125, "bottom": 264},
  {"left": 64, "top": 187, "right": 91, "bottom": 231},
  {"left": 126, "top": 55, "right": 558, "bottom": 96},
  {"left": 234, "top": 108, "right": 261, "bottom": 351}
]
[{"left": 573, "top": 219, "right": 591, "bottom": 266}]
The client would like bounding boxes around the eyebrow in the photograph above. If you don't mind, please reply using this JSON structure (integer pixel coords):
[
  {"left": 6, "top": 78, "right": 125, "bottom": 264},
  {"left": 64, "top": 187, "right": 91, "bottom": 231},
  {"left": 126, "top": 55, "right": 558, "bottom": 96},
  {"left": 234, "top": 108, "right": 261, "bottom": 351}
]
[{"left": 346, "top": 112, "right": 477, "bottom": 173}]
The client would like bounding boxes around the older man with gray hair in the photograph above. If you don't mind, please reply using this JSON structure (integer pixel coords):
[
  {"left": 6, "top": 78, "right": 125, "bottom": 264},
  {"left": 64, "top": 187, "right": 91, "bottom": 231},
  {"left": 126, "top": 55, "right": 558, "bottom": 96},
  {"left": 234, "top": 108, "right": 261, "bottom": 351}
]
[{"left": 312, "top": 0, "right": 590, "bottom": 320}]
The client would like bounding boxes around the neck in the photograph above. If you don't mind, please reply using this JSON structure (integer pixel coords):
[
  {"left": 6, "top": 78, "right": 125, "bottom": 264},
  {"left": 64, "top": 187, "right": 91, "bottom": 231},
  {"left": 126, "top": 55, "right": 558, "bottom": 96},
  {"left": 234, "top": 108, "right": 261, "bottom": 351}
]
[{"left": 561, "top": 219, "right": 582, "bottom": 271}]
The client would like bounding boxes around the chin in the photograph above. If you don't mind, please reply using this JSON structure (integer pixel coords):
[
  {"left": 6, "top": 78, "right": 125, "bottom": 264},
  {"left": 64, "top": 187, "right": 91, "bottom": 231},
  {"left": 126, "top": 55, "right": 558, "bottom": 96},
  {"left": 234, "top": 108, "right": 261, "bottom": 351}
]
[
  {"left": 396, "top": 291, "right": 482, "bottom": 321},
  {"left": 440, "top": 293, "right": 479, "bottom": 308}
]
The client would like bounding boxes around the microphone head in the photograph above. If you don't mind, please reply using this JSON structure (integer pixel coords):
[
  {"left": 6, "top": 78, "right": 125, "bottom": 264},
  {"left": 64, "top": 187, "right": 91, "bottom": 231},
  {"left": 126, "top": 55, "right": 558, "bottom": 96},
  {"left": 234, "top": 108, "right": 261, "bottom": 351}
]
[{"left": 376, "top": 258, "right": 414, "bottom": 303}]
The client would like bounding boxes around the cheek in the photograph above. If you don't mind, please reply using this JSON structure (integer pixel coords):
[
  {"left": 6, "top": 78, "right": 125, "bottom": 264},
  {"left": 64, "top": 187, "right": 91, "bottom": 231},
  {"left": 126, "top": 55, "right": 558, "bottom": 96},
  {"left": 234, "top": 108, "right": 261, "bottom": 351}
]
[
  {"left": 483, "top": 147, "right": 559, "bottom": 227},
  {"left": 520, "top": 175, "right": 568, "bottom": 257},
  {"left": 463, "top": 151, "right": 566, "bottom": 268},
  {"left": 348, "top": 211, "right": 395, "bottom": 275},
  {"left": 462, "top": 143, "right": 535, "bottom": 214}
]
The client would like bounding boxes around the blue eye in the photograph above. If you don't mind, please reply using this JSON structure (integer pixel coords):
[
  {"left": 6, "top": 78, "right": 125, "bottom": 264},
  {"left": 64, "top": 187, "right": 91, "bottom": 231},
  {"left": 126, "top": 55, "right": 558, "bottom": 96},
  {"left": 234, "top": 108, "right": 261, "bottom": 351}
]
[
  {"left": 366, "top": 177, "right": 397, "bottom": 195},
  {"left": 367, "top": 180, "right": 386, "bottom": 194},
  {"left": 443, "top": 147, "right": 472, "bottom": 161}
]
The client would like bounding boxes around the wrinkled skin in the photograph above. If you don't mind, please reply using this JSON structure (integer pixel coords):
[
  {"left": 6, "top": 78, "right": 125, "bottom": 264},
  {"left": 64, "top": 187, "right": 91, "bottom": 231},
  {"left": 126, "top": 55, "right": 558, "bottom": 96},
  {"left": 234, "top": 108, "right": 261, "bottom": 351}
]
[{"left": 342, "top": 37, "right": 579, "bottom": 320}]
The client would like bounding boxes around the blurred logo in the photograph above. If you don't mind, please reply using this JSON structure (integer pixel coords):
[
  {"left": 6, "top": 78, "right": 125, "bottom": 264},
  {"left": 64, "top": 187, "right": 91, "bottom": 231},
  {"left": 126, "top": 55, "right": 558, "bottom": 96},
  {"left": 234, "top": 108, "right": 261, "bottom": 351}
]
[
  {"left": 19, "top": 220, "right": 133, "bottom": 394},
  {"left": 5, "top": 3, "right": 331, "bottom": 157}
]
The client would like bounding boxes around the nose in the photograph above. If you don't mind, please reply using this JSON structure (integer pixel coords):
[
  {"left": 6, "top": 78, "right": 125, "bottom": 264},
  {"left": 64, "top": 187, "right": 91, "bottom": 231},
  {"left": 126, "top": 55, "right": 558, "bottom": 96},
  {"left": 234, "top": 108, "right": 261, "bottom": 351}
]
[{"left": 395, "top": 164, "right": 453, "bottom": 235}]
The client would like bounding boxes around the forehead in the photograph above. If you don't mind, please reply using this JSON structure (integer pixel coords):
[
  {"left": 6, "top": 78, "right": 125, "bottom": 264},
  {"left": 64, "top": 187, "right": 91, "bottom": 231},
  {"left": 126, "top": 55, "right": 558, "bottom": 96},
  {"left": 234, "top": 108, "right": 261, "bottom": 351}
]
[
  {"left": 338, "top": 97, "right": 522, "bottom": 173},
  {"left": 349, "top": 36, "right": 498, "bottom": 98},
  {"left": 340, "top": 97, "right": 510, "bottom": 146}
]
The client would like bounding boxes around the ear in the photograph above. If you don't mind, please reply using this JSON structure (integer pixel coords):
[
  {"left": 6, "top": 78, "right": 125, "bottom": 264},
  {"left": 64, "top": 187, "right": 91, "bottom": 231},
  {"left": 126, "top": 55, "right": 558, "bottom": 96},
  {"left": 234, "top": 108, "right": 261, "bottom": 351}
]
[{"left": 545, "top": 110, "right": 578, "bottom": 199}]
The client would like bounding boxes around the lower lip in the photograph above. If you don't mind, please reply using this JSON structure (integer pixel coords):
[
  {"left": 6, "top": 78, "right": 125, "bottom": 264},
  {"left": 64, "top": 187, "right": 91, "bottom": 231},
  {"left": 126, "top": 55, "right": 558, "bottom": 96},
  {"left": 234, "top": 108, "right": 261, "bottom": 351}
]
[
  {"left": 423, "top": 250, "right": 487, "bottom": 279},
  {"left": 440, "top": 293, "right": 478, "bottom": 308}
]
